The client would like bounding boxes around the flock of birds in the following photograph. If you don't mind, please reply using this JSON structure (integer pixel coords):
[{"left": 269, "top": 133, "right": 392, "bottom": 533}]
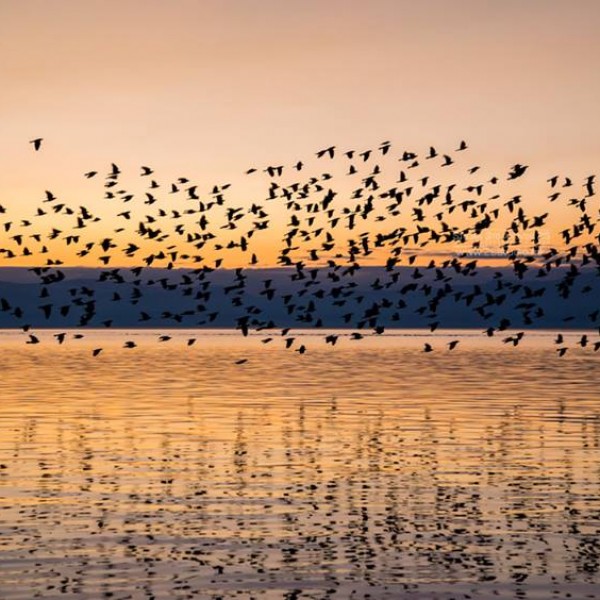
[{"left": 0, "top": 137, "right": 597, "bottom": 359}]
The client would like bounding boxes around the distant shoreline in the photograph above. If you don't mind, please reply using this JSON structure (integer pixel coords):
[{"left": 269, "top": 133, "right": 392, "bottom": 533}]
[{"left": 0, "top": 326, "right": 595, "bottom": 332}]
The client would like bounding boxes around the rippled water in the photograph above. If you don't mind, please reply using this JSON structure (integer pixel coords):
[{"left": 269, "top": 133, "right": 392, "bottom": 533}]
[{"left": 0, "top": 329, "right": 599, "bottom": 599}]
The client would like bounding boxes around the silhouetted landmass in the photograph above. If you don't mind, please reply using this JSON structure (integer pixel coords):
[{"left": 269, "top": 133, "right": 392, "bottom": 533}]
[{"left": 0, "top": 266, "right": 597, "bottom": 330}]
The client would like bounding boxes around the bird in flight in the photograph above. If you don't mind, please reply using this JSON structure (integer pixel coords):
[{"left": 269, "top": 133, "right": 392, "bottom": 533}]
[{"left": 30, "top": 138, "right": 43, "bottom": 151}]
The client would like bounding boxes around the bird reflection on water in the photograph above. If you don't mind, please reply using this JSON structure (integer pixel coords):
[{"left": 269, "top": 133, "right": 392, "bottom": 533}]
[{"left": 0, "top": 330, "right": 599, "bottom": 599}]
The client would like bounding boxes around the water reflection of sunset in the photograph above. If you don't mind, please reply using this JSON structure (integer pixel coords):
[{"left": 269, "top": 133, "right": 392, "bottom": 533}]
[{"left": 1, "top": 333, "right": 599, "bottom": 597}]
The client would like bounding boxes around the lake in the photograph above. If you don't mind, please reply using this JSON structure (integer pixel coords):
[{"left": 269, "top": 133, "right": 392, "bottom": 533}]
[{"left": 0, "top": 329, "right": 599, "bottom": 599}]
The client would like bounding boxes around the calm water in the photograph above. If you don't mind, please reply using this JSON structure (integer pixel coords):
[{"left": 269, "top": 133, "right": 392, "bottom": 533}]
[{"left": 0, "top": 329, "right": 599, "bottom": 599}]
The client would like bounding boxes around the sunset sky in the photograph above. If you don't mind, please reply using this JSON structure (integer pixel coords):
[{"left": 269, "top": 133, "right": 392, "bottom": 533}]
[{"left": 1, "top": 0, "right": 599, "bottom": 266}]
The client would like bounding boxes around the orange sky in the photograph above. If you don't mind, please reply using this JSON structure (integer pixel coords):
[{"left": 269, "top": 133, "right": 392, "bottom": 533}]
[{"left": 1, "top": 0, "right": 599, "bottom": 267}]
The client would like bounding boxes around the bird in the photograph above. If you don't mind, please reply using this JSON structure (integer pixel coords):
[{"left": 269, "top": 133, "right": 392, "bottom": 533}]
[
  {"left": 503, "top": 332, "right": 525, "bottom": 346},
  {"left": 30, "top": 138, "right": 43, "bottom": 151},
  {"left": 316, "top": 146, "right": 335, "bottom": 159},
  {"left": 508, "top": 164, "right": 528, "bottom": 179}
]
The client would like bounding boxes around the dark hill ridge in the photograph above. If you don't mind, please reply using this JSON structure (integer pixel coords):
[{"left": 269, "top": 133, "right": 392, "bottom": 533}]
[{"left": 0, "top": 265, "right": 597, "bottom": 331}]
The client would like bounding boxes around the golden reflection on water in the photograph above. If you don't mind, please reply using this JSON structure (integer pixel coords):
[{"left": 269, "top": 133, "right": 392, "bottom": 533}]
[{"left": 0, "top": 330, "right": 599, "bottom": 599}]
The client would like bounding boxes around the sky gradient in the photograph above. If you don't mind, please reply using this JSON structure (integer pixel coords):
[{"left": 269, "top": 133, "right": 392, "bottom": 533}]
[{"left": 1, "top": 0, "right": 599, "bottom": 266}]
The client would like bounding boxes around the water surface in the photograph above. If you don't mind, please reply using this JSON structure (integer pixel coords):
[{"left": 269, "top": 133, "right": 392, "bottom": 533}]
[{"left": 0, "top": 330, "right": 599, "bottom": 599}]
